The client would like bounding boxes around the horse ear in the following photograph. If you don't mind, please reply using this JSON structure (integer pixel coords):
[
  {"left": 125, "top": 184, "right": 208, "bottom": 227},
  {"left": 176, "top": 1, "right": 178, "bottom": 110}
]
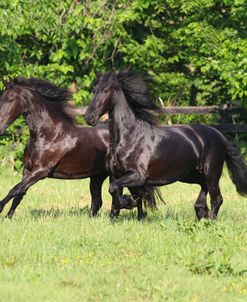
[{"left": 94, "top": 68, "right": 101, "bottom": 79}]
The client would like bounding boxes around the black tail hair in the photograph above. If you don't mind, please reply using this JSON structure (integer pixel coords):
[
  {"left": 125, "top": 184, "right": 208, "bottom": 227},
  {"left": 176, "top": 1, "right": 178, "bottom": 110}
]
[
  {"left": 142, "top": 185, "right": 165, "bottom": 209},
  {"left": 225, "top": 141, "right": 247, "bottom": 196}
]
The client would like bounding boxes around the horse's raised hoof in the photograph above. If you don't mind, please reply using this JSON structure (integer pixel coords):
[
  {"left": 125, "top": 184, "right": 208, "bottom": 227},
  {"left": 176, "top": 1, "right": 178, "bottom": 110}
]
[
  {"left": 108, "top": 183, "right": 119, "bottom": 194},
  {"left": 119, "top": 194, "right": 133, "bottom": 209}
]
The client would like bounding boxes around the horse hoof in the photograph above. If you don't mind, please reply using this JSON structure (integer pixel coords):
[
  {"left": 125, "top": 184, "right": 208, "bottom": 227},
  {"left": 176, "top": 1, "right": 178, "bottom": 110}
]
[
  {"left": 209, "top": 212, "right": 217, "bottom": 220},
  {"left": 195, "top": 207, "right": 209, "bottom": 220},
  {"left": 89, "top": 211, "right": 97, "bottom": 218},
  {"left": 89, "top": 207, "right": 100, "bottom": 218},
  {"left": 109, "top": 209, "right": 120, "bottom": 221},
  {"left": 137, "top": 211, "right": 147, "bottom": 221},
  {"left": 119, "top": 194, "right": 133, "bottom": 209},
  {"left": 0, "top": 203, "right": 4, "bottom": 214}
]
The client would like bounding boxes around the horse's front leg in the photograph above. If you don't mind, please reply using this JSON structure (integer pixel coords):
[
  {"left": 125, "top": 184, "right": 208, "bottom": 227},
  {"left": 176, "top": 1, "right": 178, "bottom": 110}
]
[
  {"left": 0, "top": 169, "right": 49, "bottom": 218},
  {"left": 109, "top": 172, "right": 145, "bottom": 194},
  {"left": 109, "top": 172, "right": 145, "bottom": 220},
  {"left": 109, "top": 190, "right": 121, "bottom": 221},
  {"left": 109, "top": 176, "right": 121, "bottom": 220}
]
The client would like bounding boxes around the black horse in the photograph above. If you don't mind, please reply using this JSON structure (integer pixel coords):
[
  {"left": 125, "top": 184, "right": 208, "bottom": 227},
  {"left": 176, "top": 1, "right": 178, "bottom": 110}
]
[
  {"left": 85, "top": 70, "right": 247, "bottom": 219},
  {"left": 0, "top": 77, "right": 157, "bottom": 218}
]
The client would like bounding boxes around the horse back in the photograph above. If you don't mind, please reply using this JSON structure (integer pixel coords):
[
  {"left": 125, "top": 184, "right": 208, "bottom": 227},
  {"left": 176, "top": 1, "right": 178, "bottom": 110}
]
[{"left": 147, "top": 124, "right": 226, "bottom": 184}]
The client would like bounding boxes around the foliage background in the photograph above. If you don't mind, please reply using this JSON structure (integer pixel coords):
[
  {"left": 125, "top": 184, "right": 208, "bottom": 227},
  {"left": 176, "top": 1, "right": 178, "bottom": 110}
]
[{"left": 0, "top": 0, "right": 247, "bottom": 169}]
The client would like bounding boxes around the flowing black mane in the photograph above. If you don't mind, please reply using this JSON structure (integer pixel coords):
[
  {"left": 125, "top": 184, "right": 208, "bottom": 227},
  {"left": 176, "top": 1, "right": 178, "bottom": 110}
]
[
  {"left": 8, "top": 77, "right": 71, "bottom": 102},
  {"left": 116, "top": 70, "right": 162, "bottom": 126},
  {"left": 6, "top": 77, "right": 79, "bottom": 121}
]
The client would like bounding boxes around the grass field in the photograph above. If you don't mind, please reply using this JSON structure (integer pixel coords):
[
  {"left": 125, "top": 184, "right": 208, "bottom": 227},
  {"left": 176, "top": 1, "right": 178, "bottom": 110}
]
[{"left": 0, "top": 167, "right": 246, "bottom": 302}]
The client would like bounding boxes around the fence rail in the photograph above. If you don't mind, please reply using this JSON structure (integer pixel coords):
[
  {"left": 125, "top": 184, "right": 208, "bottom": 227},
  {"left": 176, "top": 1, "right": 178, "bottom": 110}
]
[
  {"left": 1, "top": 105, "right": 246, "bottom": 137},
  {"left": 80, "top": 105, "right": 247, "bottom": 134},
  {"left": 80, "top": 105, "right": 247, "bottom": 115}
]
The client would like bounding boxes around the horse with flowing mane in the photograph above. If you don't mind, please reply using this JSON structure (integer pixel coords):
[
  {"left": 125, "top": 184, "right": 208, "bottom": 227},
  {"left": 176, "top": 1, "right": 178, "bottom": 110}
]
[
  {"left": 85, "top": 69, "right": 247, "bottom": 219},
  {"left": 0, "top": 77, "right": 158, "bottom": 218}
]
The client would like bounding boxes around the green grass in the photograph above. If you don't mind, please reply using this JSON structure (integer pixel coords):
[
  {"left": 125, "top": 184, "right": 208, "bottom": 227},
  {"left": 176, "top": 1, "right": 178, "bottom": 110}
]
[{"left": 0, "top": 168, "right": 246, "bottom": 302}]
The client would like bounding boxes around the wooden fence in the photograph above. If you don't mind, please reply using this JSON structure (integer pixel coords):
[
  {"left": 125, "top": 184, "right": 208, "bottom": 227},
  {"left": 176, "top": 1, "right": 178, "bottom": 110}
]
[
  {"left": 80, "top": 105, "right": 247, "bottom": 134},
  {"left": 2, "top": 105, "right": 246, "bottom": 138}
]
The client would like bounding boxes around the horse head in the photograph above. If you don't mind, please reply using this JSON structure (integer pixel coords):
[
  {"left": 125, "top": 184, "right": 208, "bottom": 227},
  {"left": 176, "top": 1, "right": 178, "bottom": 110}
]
[
  {"left": 0, "top": 81, "right": 25, "bottom": 134},
  {"left": 85, "top": 71, "right": 118, "bottom": 126}
]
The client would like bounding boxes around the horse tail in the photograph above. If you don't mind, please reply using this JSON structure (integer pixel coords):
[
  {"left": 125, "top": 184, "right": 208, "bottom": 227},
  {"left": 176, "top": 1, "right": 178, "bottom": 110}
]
[
  {"left": 225, "top": 141, "right": 247, "bottom": 196},
  {"left": 142, "top": 186, "right": 165, "bottom": 209}
]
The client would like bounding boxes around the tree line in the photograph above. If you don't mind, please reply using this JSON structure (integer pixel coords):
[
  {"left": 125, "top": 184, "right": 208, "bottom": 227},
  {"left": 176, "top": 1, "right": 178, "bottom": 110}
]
[{"left": 0, "top": 0, "right": 247, "bottom": 168}]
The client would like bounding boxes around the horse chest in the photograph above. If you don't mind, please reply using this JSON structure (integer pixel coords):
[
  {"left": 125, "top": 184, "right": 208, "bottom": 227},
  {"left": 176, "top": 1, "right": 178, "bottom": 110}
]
[
  {"left": 106, "top": 147, "right": 128, "bottom": 177},
  {"left": 107, "top": 143, "right": 147, "bottom": 178}
]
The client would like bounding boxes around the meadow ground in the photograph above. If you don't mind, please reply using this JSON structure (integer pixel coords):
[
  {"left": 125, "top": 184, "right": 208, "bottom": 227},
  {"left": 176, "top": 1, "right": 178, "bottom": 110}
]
[{"left": 0, "top": 167, "right": 246, "bottom": 302}]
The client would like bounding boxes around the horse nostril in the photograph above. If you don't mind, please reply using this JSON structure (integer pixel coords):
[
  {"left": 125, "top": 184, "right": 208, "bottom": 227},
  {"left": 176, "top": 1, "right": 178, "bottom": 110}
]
[
  {"left": 85, "top": 112, "right": 96, "bottom": 125},
  {"left": 89, "top": 114, "right": 95, "bottom": 122}
]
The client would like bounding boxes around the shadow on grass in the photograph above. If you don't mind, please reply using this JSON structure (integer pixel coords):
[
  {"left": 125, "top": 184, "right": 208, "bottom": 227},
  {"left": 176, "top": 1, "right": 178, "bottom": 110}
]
[
  {"left": 30, "top": 206, "right": 90, "bottom": 219},
  {"left": 112, "top": 205, "right": 197, "bottom": 223},
  {"left": 29, "top": 204, "right": 200, "bottom": 224}
]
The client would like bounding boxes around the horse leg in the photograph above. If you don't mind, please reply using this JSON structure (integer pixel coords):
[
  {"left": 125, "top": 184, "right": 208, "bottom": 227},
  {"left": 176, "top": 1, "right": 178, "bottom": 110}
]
[
  {"left": 109, "top": 191, "right": 121, "bottom": 220},
  {"left": 89, "top": 174, "right": 107, "bottom": 217},
  {"left": 109, "top": 172, "right": 145, "bottom": 194},
  {"left": 207, "top": 182, "right": 223, "bottom": 219},
  {"left": 128, "top": 187, "right": 146, "bottom": 221},
  {"left": 205, "top": 167, "right": 224, "bottom": 219},
  {"left": 6, "top": 193, "right": 26, "bottom": 219},
  {"left": 109, "top": 178, "right": 134, "bottom": 220},
  {"left": 180, "top": 172, "right": 209, "bottom": 219},
  {"left": 109, "top": 186, "right": 143, "bottom": 219},
  {"left": 109, "top": 172, "right": 145, "bottom": 220},
  {"left": 119, "top": 187, "right": 139, "bottom": 209},
  {"left": 0, "top": 169, "right": 49, "bottom": 217},
  {"left": 5, "top": 168, "right": 31, "bottom": 218},
  {"left": 194, "top": 183, "right": 209, "bottom": 219}
]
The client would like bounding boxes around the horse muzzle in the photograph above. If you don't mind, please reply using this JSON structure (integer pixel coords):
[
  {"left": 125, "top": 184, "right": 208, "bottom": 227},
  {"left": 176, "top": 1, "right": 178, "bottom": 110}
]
[{"left": 85, "top": 111, "right": 98, "bottom": 126}]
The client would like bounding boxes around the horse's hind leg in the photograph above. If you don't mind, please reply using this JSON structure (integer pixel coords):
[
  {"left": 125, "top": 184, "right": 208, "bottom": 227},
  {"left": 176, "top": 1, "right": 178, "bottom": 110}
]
[
  {"left": 89, "top": 174, "right": 107, "bottom": 217},
  {"left": 194, "top": 183, "right": 209, "bottom": 219},
  {"left": 205, "top": 167, "right": 224, "bottom": 219},
  {"left": 181, "top": 172, "right": 209, "bottom": 219},
  {"left": 207, "top": 182, "right": 223, "bottom": 219}
]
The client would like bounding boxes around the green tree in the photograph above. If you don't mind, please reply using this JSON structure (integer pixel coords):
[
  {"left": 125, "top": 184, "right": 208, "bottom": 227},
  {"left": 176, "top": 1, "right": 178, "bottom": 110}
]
[{"left": 0, "top": 0, "right": 247, "bottom": 168}]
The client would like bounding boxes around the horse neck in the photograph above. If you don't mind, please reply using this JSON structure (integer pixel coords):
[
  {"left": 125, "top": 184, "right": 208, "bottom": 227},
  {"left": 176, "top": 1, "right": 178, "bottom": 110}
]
[
  {"left": 108, "top": 89, "right": 137, "bottom": 147},
  {"left": 23, "top": 91, "right": 70, "bottom": 137}
]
